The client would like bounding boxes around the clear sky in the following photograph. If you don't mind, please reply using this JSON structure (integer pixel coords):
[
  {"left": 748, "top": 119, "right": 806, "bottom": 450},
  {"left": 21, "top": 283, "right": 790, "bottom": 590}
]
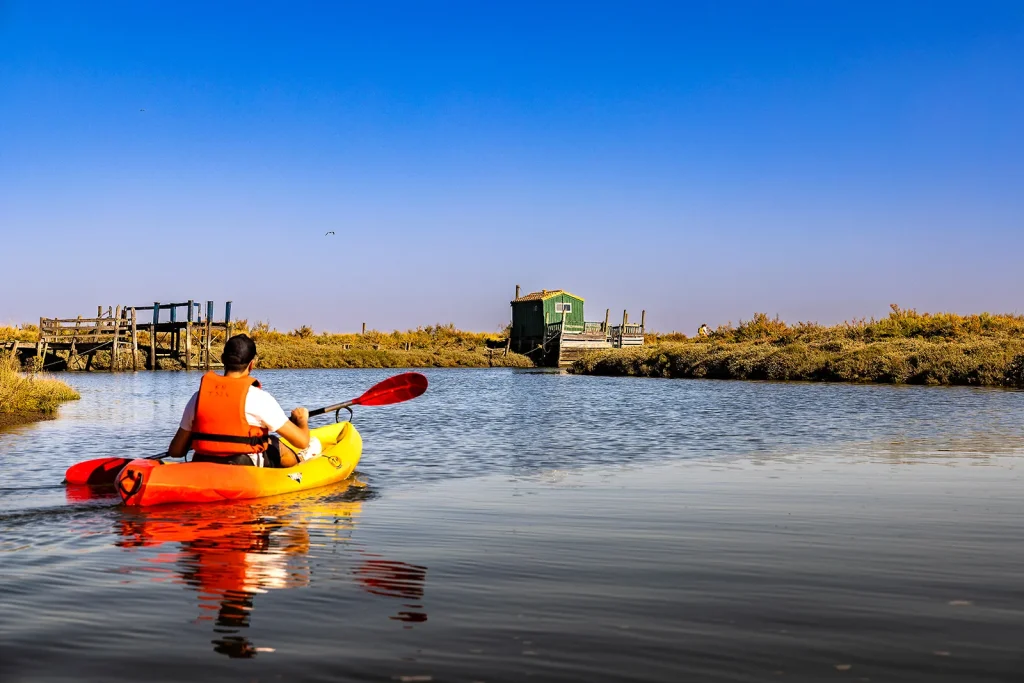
[{"left": 2, "top": 1, "right": 1022, "bottom": 333}]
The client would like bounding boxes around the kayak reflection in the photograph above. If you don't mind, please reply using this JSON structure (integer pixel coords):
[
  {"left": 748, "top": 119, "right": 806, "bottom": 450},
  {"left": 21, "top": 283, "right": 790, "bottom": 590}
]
[{"left": 113, "top": 485, "right": 428, "bottom": 658}]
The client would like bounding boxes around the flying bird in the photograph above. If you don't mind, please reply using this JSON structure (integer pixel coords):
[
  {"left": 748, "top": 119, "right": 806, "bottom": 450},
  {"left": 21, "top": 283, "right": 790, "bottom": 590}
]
[{"left": 325, "top": 231, "right": 335, "bottom": 236}]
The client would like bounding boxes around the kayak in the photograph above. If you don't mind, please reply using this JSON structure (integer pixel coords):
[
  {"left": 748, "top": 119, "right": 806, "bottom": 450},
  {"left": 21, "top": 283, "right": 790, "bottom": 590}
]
[{"left": 115, "top": 421, "right": 362, "bottom": 507}]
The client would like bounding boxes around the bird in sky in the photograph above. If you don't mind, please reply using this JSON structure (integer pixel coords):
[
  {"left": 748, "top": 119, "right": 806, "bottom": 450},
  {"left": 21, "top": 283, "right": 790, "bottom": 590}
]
[
  {"left": 325, "top": 231, "right": 335, "bottom": 236},
  {"left": 139, "top": 108, "right": 145, "bottom": 112}
]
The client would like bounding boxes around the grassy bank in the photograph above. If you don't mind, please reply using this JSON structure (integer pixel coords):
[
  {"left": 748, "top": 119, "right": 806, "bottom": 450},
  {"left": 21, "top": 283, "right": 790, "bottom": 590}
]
[
  {"left": 225, "top": 323, "right": 534, "bottom": 370},
  {"left": 0, "top": 356, "right": 80, "bottom": 428},
  {"left": 1, "top": 323, "right": 534, "bottom": 370},
  {"left": 573, "top": 307, "right": 1024, "bottom": 388}
]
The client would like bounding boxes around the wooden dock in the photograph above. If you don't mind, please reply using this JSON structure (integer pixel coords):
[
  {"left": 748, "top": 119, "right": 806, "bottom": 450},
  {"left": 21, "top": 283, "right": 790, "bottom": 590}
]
[
  {"left": 5, "top": 301, "right": 236, "bottom": 372},
  {"left": 539, "top": 309, "right": 646, "bottom": 368}
]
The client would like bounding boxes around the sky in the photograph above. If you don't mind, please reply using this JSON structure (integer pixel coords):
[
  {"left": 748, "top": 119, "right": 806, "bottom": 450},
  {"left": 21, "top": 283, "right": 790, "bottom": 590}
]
[{"left": 2, "top": 1, "right": 1023, "bottom": 333}]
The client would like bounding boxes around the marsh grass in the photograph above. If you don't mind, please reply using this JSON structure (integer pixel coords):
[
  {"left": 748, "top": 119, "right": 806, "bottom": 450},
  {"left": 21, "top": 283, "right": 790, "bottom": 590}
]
[
  {"left": 576, "top": 306, "right": 1024, "bottom": 387},
  {"left": 0, "top": 355, "right": 79, "bottom": 424}
]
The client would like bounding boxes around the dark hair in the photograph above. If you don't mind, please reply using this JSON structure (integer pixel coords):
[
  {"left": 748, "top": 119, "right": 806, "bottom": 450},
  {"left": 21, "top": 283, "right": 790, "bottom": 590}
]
[{"left": 222, "top": 334, "right": 257, "bottom": 372}]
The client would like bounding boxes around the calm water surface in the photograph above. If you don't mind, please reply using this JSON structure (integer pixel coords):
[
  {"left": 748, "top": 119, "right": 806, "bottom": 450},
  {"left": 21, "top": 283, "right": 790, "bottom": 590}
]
[{"left": 1, "top": 369, "right": 1023, "bottom": 682}]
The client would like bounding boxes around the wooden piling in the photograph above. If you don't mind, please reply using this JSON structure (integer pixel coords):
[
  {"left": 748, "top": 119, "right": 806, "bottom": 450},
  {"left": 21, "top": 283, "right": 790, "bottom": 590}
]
[
  {"left": 204, "top": 301, "right": 213, "bottom": 370},
  {"left": 640, "top": 310, "right": 646, "bottom": 331},
  {"left": 225, "top": 301, "right": 233, "bottom": 339},
  {"left": 362, "top": 322, "right": 366, "bottom": 335},
  {"left": 604, "top": 308, "right": 610, "bottom": 333},
  {"left": 185, "top": 299, "right": 193, "bottom": 371},
  {"left": 150, "top": 302, "right": 159, "bottom": 371},
  {"left": 110, "top": 305, "right": 121, "bottom": 372},
  {"left": 68, "top": 316, "right": 81, "bottom": 370},
  {"left": 130, "top": 307, "right": 138, "bottom": 371}
]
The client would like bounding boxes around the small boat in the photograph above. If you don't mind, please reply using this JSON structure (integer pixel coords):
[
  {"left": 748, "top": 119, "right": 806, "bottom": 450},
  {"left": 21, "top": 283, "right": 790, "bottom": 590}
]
[{"left": 116, "top": 421, "right": 362, "bottom": 506}]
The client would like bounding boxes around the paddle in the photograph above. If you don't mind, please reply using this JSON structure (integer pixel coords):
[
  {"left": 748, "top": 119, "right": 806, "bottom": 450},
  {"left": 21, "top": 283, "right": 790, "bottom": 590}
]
[{"left": 63, "top": 372, "right": 429, "bottom": 486}]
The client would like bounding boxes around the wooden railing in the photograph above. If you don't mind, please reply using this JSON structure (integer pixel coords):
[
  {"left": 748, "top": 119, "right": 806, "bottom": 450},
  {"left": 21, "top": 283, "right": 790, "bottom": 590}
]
[{"left": 545, "top": 321, "right": 565, "bottom": 339}]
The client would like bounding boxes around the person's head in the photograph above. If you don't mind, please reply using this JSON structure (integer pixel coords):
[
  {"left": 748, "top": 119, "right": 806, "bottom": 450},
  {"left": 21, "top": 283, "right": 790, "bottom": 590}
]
[{"left": 222, "top": 334, "right": 258, "bottom": 374}]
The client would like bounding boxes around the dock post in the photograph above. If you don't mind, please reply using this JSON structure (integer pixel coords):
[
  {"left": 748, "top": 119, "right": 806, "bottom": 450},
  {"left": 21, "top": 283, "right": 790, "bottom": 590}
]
[
  {"left": 225, "top": 301, "right": 233, "bottom": 339},
  {"left": 110, "top": 305, "right": 121, "bottom": 372},
  {"left": 68, "top": 316, "right": 81, "bottom": 370},
  {"left": 205, "top": 301, "right": 213, "bottom": 370},
  {"left": 130, "top": 308, "right": 138, "bottom": 371},
  {"left": 185, "top": 299, "right": 193, "bottom": 371},
  {"left": 35, "top": 317, "right": 44, "bottom": 369},
  {"left": 640, "top": 309, "right": 646, "bottom": 332},
  {"left": 150, "top": 302, "right": 159, "bottom": 371},
  {"left": 604, "top": 308, "right": 610, "bottom": 334},
  {"left": 170, "top": 304, "right": 178, "bottom": 359}
]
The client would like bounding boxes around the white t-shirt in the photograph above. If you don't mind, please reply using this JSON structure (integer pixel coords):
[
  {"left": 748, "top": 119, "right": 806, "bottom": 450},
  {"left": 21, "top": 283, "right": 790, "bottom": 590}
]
[{"left": 179, "top": 386, "right": 289, "bottom": 433}]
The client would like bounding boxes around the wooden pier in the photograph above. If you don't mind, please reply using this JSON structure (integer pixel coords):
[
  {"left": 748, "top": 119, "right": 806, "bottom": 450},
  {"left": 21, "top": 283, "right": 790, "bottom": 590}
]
[
  {"left": 508, "top": 287, "right": 646, "bottom": 368},
  {"left": 541, "top": 309, "right": 646, "bottom": 367},
  {"left": 4, "top": 301, "right": 236, "bottom": 371}
]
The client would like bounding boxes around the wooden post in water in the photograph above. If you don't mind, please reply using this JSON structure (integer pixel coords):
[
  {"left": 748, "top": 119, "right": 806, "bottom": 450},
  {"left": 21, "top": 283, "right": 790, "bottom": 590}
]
[
  {"left": 204, "top": 301, "right": 213, "bottom": 370},
  {"left": 68, "top": 316, "right": 81, "bottom": 370},
  {"left": 130, "top": 307, "right": 138, "bottom": 371},
  {"left": 110, "top": 305, "right": 121, "bottom": 372},
  {"left": 150, "top": 302, "right": 159, "bottom": 371},
  {"left": 170, "top": 304, "right": 178, "bottom": 360},
  {"left": 185, "top": 299, "right": 193, "bottom": 371}
]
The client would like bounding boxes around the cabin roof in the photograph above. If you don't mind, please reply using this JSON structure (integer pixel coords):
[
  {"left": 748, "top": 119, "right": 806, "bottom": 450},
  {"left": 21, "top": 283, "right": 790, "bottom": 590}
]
[{"left": 512, "top": 289, "right": 585, "bottom": 303}]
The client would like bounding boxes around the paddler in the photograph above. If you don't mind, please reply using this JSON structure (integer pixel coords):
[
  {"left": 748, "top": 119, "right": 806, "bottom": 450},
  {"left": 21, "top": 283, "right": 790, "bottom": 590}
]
[{"left": 166, "top": 334, "right": 321, "bottom": 467}]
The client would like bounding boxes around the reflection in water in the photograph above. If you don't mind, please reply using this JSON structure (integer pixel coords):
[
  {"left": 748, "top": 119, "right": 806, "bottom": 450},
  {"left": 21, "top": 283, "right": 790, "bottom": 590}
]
[
  {"left": 113, "top": 486, "right": 428, "bottom": 658},
  {"left": 354, "top": 553, "right": 429, "bottom": 626}
]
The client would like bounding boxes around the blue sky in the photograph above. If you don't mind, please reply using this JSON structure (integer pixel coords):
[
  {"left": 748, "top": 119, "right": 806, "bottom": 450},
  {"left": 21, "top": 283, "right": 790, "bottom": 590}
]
[{"left": 2, "top": 1, "right": 1022, "bottom": 333}]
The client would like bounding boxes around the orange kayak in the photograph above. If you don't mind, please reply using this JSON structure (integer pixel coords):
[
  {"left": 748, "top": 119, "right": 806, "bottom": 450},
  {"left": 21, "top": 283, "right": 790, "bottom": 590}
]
[{"left": 116, "top": 421, "right": 362, "bottom": 506}]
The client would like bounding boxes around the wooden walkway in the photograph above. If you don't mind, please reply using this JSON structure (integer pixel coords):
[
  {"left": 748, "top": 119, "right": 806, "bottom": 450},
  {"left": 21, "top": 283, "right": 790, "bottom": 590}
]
[
  {"left": 6, "top": 301, "right": 235, "bottom": 371},
  {"left": 538, "top": 309, "right": 646, "bottom": 367}
]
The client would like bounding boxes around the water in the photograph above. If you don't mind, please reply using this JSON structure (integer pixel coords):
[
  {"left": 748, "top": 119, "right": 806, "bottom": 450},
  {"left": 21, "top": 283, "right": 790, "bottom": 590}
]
[{"left": 2, "top": 369, "right": 1024, "bottom": 682}]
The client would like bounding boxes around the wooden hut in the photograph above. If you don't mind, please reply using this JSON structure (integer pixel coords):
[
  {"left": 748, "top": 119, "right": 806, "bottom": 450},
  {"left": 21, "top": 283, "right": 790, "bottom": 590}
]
[
  {"left": 510, "top": 288, "right": 585, "bottom": 353},
  {"left": 509, "top": 286, "right": 646, "bottom": 366}
]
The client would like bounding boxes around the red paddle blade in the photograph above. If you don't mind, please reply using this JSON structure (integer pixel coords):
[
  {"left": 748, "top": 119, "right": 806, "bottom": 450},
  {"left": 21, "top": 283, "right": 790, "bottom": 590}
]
[
  {"left": 353, "top": 372, "right": 428, "bottom": 407},
  {"left": 64, "top": 457, "right": 132, "bottom": 486}
]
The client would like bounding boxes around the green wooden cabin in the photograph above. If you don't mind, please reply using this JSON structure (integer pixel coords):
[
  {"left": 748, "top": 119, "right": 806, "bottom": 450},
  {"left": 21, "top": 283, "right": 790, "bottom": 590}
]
[{"left": 510, "top": 288, "right": 585, "bottom": 353}]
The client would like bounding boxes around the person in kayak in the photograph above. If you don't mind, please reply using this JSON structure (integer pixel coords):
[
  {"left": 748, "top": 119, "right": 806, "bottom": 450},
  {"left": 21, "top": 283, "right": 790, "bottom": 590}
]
[{"left": 165, "top": 334, "right": 321, "bottom": 467}]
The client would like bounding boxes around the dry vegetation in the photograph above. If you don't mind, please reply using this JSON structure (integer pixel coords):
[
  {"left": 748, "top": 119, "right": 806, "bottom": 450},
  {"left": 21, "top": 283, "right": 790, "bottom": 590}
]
[
  {"left": 0, "top": 322, "right": 533, "bottom": 370},
  {"left": 573, "top": 306, "right": 1024, "bottom": 388},
  {"left": 244, "top": 322, "right": 533, "bottom": 369},
  {"left": 0, "top": 355, "right": 80, "bottom": 427}
]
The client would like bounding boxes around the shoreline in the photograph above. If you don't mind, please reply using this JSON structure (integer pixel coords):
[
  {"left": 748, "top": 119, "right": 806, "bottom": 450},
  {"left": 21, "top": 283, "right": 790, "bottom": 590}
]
[
  {"left": 0, "top": 410, "right": 55, "bottom": 430},
  {"left": 571, "top": 337, "right": 1024, "bottom": 388}
]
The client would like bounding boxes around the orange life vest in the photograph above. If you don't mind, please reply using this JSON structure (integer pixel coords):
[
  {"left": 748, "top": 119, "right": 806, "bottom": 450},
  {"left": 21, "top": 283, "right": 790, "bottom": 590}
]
[{"left": 190, "top": 372, "right": 270, "bottom": 457}]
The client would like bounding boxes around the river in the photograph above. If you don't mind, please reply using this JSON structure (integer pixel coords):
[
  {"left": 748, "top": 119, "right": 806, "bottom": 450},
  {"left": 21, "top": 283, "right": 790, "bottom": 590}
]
[{"left": 1, "top": 369, "right": 1023, "bottom": 682}]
